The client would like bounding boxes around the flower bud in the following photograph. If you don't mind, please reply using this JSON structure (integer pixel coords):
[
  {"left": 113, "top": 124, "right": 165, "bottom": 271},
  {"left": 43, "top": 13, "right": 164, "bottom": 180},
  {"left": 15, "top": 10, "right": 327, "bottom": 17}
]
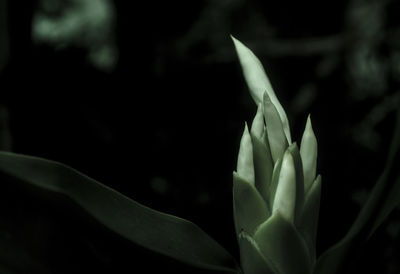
[{"left": 232, "top": 36, "right": 321, "bottom": 274}]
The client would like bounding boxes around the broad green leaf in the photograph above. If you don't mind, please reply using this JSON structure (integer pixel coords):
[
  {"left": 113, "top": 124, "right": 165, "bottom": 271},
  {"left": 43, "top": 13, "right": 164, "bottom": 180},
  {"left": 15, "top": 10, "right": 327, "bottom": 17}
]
[
  {"left": 253, "top": 212, "right": 312, "bottom": 274},
  {"left": 0, "top": 151, "right": 240, "bottom": 273},
  {"left": 315, "top": 109, "right": 400, "bottom": 274},
  {"left": 287, "top": 143, "right": 305, "bottom": 225},
  {"left": 233, "top": 172, "right": 270, "bottom": 236},
  {"left": 237, "top": 123, "right": 255, "bottom": 185},
  {"left": 272, "top": 150, "right": 296, "bottom": 223},
  {"left": 231, "top": 35, "right": 291, "bottom": 144},
  {"left": 300, "top": 115, "right": 317, "bottom": 193},
  {"left": 298, "top": 175, "right": 321, "bottom": 263},
  {"left": 251, "top": 133, "right": 273, "bottom": 205},
  {"left": 238, "top": 231, "right": 277, "bottom": 274},
  {"left": 263, "top": 92, "right": 289, "bottom": 163}
]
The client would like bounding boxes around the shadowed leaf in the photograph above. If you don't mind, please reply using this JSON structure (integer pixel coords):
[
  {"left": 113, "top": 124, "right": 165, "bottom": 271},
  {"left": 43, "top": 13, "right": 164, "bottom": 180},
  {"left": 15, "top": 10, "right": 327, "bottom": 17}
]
[
  {"left": 238, "top": 231, "right": 277, "bottom": 274},
  {"left": 253, "top": 212, "right": 312, "bottom": 274},
  {"left": 231, "top": 36, "right": 291, "bottom": 143},
  {"left": 233, "top": 172, "right": 270, "bottom": 236},
  {"left": 0, "top": 151, "right": 240, "bottom": 273},
  {"left": 251, "top": 134, "right": 273, "bottom": 205},
  {"left": 315, "top": 109, "right": 400, "bottom": 274}
]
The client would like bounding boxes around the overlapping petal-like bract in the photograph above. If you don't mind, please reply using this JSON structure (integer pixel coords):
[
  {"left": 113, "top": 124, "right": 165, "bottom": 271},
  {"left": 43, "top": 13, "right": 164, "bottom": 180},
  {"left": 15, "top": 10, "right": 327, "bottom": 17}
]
[{"left": 232, "top": 37, "right": 321, "bottom": 274}]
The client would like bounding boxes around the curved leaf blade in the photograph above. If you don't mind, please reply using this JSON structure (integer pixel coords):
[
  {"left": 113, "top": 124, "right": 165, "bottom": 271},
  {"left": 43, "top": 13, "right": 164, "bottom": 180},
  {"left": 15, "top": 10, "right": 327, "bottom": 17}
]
[
  {"left": 263, "top": 92, "right": 289, "bottom": 163},
  {"left": 269, "top": 157, "right": 283, "bottom": 209},
  {"left": 250, "top": 103, "right": 264, "bottom": 140},
  {"left": 233, "top": 172, "right": 270, "bottom": 236},
  {"left": 0, "top": 151, "right": 240, "bottom": 273},
  {"left": 253, "top": 212, "right": 312, "bottom": 274},
  {"left": 231, "top": 35, "right": 291, "bottom": 144},
  {"left": 298, "top": 175, "right": 321, "bottom": 263},
  {"left": 300, "top": 115, "right": 317, "bottom": 193},
  {"left": 237, "top": 123, "right": 255, "bottom": 185},
  {"left": 272, "top": 150, "right": 296, "bottom": 223},
  {"left": 315, "top": 109, "right": 400, "bottom": 274},
  {"left": 238, "top": 231, "right": 277, "bottom": 274},
  {"left": 287, "top": 143, "right": 305, "bottom": 225},
  {"left": 251, "top": 134, "right": 273, "bottom": 205}
]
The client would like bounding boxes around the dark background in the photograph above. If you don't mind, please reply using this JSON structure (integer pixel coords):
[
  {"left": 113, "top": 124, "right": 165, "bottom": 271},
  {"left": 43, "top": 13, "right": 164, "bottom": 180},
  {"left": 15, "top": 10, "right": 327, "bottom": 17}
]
[{"left": 0, "top": 0, "right": 399, "bottom": 273}]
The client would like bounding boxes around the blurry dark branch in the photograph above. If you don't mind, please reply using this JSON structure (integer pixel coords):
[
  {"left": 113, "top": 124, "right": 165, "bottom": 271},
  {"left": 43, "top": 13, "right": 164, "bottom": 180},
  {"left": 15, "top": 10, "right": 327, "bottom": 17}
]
[
  {"left": 201, "top": 35, "right": 345, "bottom": 66},
  {"left": 237, "top": 35, "right": 345, "bottom": 57},
  {"left": 0, "top": 0, "right": 9, "bottom": 71}
]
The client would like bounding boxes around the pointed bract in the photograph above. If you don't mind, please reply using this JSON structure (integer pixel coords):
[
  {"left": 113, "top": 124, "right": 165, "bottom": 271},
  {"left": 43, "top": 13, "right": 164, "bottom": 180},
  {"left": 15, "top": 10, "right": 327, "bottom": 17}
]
[
  {"left": 272, "top": 150, "right": 296, "bottom": 223},
  {"left": 233, "top": 172, "right": 270, "bottom": 236},
  {"left": 288, "top": 143, "right": 305, "bottom": 224},
  {"left": 253, "top": 212, "right": 313, "bottom": 274},
  {"left": 300, "top": 115, "right": 318, "bottom": 193},
  {"left": 269, "top": 157, "right": 283, "bottom": 210},
  {"left": 231, "top": 35, "right": 291, "bottom": 143},
  {"left": 298, "top": 175, "right": 321, "bottom": 263},
  {"left": 251, "top": 103, "right": 265, "bottom": 139},
  {"left": 237, "top": 123, "right": 255, "bottom": 185},
  {"left": 238, "top": 232, "right": 277, "bottom": 274},
  {"left": 251, "top": 134, "right": 274, "bottom": 205},
  {"left": 263, "top": 92, "right": 289, "bottom": 163},
  {"left": 232, "top": 36, "right": 321, "bottom": 274}
]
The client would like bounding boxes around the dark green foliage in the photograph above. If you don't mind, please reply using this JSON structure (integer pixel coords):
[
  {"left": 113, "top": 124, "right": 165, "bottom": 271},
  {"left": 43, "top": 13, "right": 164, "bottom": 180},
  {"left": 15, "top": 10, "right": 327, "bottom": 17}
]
[
  {"left": 315, "top": 109, "right": 400, "bottom": 274},
  {"left": 0, "top": 151, "right": 240, "bottom": 273}
]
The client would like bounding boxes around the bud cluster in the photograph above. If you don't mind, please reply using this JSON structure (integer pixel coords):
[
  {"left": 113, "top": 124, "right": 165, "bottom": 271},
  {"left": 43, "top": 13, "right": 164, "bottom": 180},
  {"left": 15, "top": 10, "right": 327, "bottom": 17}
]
[{"left": 232, "top": 37, "right": 321, "bottom": 274}]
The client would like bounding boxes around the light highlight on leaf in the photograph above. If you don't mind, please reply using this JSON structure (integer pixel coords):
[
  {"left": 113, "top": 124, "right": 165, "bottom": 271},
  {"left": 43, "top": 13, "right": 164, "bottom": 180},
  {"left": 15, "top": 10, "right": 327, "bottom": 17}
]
[
  {"left": 0, "top": 151, "right": 240, "bottom": 273},
  {"left": 263, "top": 92, "right": 289, "bottom": 163},
  {"left": 233, "top": 172, "right": 270, "bottom": 236},
  {"left": 253, "top": 212, "right": 312, "bottom": 274},
  {"left": 231, "top": 35, "right": 291, "bottom": 144},
  {"left": 251, "top": 134, "right": 274, "bottom": 205},
  {"left": 237, "top": 123, "right": 255, "bottom": 185},
  {"left": 300, "top": 115, "right": 317, "bottom": 193},
  {"left": 272, "top": 150, "right": 296, "bottom": 223},
  {"left": 251, "top": 103, "right": 264, "bottom": 140},
  {"left": 238, "top": 231, "right": 277, "bottom": 274},
  {"left": 298, "top": 175, "right": 321, "bottom": 263}
]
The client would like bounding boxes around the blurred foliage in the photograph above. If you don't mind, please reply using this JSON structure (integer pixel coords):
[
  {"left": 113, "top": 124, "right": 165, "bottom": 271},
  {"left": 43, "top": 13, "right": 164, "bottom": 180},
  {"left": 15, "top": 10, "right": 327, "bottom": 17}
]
[{"left": 32, "top": 0, "right": 117, "bottom": 71}]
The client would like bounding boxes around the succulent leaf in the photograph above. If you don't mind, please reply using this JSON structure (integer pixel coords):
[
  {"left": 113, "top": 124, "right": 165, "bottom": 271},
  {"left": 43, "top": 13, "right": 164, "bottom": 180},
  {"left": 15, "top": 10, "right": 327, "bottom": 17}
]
[
  {"left": 251, "top": 103, "right": 264, "bottom": 139},
  {"left": 238, "top": 232, "right": 278, "bottom": 274},
  {"left": 232, "top": 36, "right": 321, "bottom": 274},
  {"left": 253, "top": 212, "right": 313, "bottom": 274},
  {"left": 237, "top": 123, "right": 255, "bottom": 185},
  {"left": 231, "top": 35, "right": 292, "bottom": 144},
  {"left": 272, "top": 150, "right": 296, "bottom": 223},
  {"left": 233, "top": 172, "right": 270, "bottom": 236},
  {"left": 298, "top": 175, "right": 321, "bottom": 263},
  {"left": 269, "top": 157, "right": 283, "bottom": 209},
  {"left": 300, "top": 115, "right": 317, "bottom": 193},
  {"left": 263, "top": 92, "right": 289, "bottom": 163},
  {"left": 287, "top": 143, "right": 305, "bottom": 224},
  {"left": 251, "top": 133, "right": 274, "bottom": 205}
]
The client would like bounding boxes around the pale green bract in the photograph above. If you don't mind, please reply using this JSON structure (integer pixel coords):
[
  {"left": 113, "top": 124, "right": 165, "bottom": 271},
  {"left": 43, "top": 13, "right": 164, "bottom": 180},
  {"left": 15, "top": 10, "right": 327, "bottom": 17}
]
[{"left": 232, "top": 36, "right": 321, "bottom": 274}]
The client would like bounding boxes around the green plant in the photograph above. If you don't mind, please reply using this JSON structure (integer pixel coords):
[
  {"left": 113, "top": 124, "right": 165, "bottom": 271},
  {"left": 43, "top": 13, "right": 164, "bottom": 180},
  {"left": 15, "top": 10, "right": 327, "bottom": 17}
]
[
  {"left": 0, "top": 37, "right": 399, "bottom": 274},
  {"left": 231, "top": 36, "right": 320, "bottom": 274}
]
